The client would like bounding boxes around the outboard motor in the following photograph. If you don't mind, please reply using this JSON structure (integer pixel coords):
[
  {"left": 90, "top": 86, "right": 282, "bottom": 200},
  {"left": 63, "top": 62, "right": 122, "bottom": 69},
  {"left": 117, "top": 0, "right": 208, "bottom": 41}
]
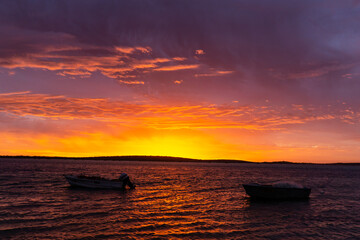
[{"left": 119, "top": 173, "right": 135, "bottom": 190}]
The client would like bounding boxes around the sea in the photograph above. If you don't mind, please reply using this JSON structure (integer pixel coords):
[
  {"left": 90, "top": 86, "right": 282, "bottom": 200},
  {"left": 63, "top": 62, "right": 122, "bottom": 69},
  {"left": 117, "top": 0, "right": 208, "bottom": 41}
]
[{"left": 0, "top": 158, "right": 359, "bottom": 239}]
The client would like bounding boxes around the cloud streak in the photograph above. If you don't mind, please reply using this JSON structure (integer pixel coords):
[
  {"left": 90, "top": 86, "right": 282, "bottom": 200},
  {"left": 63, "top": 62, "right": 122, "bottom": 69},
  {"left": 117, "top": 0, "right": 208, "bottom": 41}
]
[
  {"left": 0, "top": 26, "right": 202, "bottom": 83},
  {"left": 0, "top": 92, "right": 358, "bottom": 130}
]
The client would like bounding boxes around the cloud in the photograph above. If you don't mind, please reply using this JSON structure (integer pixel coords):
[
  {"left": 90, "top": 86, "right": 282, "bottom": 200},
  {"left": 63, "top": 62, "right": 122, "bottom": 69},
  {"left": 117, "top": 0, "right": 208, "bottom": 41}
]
[
  {"left": 115, "top": 46, "right": 151, "bottom": 54},
  {"left": 195, "top": 70, "right": 234, "bottom": 77},
  {"left": 195, "top": 49, "right": 205, "bottom": 55},
  {"left": 153, "top": 64, "right": 200, "bottom": 72},
  {"left": 118, "top": 80, "right": 145, "bottom": 85},
  {"left": 0, "top": 92, "right": 358, "bottom": 130},
  {"left": 0, "top": 25, "right": 201, "bottom": 82},
  {"left": 1, "top": 1, "right": 360, "bottom": 103}
]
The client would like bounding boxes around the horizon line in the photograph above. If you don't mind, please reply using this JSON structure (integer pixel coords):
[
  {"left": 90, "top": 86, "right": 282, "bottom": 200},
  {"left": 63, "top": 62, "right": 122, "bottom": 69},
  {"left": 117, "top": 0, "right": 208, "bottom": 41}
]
[{"left": 0, "top": 155, "right": 359, "bottom": 165}]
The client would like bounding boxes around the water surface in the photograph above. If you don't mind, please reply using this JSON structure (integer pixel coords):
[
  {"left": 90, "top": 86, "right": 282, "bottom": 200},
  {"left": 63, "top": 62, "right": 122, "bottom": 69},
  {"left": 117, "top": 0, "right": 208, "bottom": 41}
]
[{"left": 1, "top": 158, "right": 359, "bottom": 239}]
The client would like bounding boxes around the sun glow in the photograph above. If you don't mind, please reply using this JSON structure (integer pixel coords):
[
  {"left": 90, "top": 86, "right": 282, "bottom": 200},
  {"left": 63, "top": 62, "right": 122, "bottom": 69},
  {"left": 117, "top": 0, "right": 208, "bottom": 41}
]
[
  {"left": 1, "top": 92, "right": 359, "bottom": 163},
  {"left": 121, "top": 135, "right": 209, "bottom": 159},
  {"left": 0, "top": 130, "right": 212, "bottom": 159}
]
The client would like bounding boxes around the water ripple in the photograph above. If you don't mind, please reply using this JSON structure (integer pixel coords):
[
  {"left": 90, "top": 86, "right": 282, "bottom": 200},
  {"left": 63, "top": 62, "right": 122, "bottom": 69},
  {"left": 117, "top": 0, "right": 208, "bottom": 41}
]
[{"left": 1, "top": 159, "right": 359, "bottom": 239}]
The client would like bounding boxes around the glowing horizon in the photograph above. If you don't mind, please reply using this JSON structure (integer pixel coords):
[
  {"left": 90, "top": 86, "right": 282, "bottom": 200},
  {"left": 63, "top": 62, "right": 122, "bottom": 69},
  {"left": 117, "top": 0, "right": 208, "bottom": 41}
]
[{"left": 1, "top": 1, "right": 360, "bottom": 163}]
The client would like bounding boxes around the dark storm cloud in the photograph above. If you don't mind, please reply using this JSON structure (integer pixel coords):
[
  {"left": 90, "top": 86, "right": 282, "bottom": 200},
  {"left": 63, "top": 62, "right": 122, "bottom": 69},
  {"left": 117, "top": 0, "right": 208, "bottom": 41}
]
[
  {"left": 1, "top": 0, "right": 359, "bottom": 65},
  {"left": 0, "top": 2, "right": 298, "bottom": 60},
  {"left": 1, "top": 0, "right": 360, "bottom": 102}
]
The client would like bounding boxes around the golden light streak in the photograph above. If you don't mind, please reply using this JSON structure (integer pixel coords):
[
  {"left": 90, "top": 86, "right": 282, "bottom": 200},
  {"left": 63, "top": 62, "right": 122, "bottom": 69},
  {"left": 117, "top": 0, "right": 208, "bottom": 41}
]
[{"left": 154, "top": 64, "right": 200, "bottom": 71}]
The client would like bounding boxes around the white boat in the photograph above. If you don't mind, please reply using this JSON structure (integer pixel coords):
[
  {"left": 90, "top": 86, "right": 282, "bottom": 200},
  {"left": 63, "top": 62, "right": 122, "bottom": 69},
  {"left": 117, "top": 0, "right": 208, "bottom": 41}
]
[
  {"left": 64, "top": 173, "right": 135, "bottom": 190},
  {"left": 243, "top": 181, "right": 311, "bottom": 200}
]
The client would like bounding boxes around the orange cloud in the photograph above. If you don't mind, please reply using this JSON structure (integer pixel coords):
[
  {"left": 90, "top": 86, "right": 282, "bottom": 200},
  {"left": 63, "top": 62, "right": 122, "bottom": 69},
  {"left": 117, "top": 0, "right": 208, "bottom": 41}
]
[
  {"left": 57, "top": 69, "right": 92, "bottom": 77},
  {"left": 154, "top": 64, "right": 200, "bottom": 72},
  {"left": 195, "top": 49, "right": 205, "bottom": 55},
  {"left": 0, "top": 41, "right": 195, "bottom": 81},
  {"left": 118, "top": 80, "right": 145, "bottom": 85},
  {"left": 0, "top": 92, "right": 358, "bottom": 130},
  {"left": 115, "top": 46, "right": 152, "bottom": 54},
  {"left": 174, "top": 80, "right": 183, "bottom": 84}
]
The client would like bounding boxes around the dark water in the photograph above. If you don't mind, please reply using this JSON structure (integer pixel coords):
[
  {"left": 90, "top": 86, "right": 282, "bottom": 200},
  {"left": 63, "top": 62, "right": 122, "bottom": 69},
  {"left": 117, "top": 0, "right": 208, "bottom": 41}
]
[{"left": 0, "top": 158, "right": 359, "bottom": 239}]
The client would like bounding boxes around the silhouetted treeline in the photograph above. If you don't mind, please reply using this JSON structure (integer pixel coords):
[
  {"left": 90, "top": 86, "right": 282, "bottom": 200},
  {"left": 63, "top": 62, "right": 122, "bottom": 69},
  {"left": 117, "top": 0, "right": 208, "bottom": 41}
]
[{"left": 0, "top": 155, "right": 358, "bottom": 165}]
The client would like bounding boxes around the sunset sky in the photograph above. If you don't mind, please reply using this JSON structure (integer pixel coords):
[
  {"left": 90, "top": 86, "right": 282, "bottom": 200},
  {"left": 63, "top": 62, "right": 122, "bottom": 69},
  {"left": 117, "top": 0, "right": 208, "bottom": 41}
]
[{"left": 1, "top": 1, "right": 360, "bottom": 163}]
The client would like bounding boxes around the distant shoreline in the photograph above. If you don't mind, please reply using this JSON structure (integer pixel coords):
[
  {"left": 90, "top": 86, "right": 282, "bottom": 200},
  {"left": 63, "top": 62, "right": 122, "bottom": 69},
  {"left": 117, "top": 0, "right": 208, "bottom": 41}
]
[{"left": 0, "top": 155, "right": 359, "bottom": 165}]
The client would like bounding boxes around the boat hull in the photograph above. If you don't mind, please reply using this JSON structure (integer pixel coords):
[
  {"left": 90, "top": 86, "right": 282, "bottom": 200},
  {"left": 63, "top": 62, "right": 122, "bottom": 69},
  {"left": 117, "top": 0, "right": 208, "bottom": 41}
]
[
  {"left": 64, "top": 175, "right": 125, "bottom": 189},
  {"left": 243, "top": 184, "right": 311, "bottom": 200}
]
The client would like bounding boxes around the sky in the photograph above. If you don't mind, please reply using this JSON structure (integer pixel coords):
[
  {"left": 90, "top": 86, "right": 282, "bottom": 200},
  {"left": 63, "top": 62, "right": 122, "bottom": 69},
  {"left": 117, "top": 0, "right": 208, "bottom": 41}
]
[{"left": 0, "top": 0, "right": 360, "bottom": 163}]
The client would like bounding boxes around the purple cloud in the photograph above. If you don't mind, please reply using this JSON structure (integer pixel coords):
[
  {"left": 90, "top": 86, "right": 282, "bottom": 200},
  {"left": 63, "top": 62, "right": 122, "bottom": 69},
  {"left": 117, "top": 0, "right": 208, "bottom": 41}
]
[{"left": 0, "top": 0, "right": 360, "bottom": 104}]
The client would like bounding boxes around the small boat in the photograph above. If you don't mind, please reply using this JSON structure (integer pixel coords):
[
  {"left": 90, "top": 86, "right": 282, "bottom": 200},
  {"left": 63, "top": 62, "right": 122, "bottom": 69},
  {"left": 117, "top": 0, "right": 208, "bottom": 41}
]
[
  {"left": 64, "top": 173, "right": 135, "bottom": 190},
  {"left": 243, "top": 181, "right": 311, "bottom": 200}
]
